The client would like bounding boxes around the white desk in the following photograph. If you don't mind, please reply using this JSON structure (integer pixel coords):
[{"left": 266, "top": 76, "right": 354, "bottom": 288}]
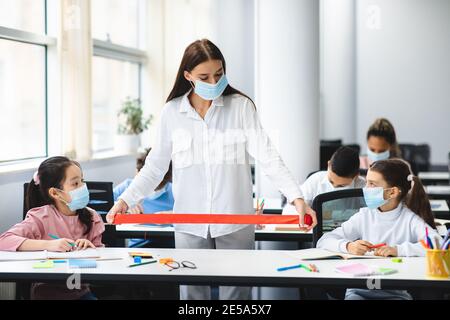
[
  {"left": 0, "top": 248, "right": 448, "bottom": 290},
  {"left": 419, "top": 172, "right": 449, "bottom": 185},
  {"left": 430, "top": 200, "right": 450, "bottom": 212}
]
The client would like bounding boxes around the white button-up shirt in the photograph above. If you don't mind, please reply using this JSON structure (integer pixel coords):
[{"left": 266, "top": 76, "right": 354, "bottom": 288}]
[{"left": 119, "top": 91, "right": 303, "bottom": 238}]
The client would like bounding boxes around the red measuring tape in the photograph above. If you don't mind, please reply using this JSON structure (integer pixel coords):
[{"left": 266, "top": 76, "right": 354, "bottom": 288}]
[{"left": 113, "top": 213, "right": 312, "bottom": 225}]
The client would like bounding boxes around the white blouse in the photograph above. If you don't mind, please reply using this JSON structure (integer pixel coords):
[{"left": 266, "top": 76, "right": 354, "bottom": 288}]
[{"left": 119, "top": 91, "right": 303, "bottom": 238}]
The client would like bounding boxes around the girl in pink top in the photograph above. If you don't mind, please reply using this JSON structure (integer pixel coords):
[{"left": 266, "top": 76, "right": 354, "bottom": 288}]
[{"left": 0, "top": 156, "right": 105, "bottom": 300}]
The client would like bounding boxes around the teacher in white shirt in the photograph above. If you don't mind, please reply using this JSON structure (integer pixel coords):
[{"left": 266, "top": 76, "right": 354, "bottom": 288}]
[{"left": 107, "top": 39, "right": 317, "bottom": 300}]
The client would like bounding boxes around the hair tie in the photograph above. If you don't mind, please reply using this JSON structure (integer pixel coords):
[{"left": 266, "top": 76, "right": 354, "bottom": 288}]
[
  {"left": 33, "top": 171, "right": 40, "bottom": 186},
  {"left": 407, "top": 174, "right": 414, "bottom": 181}
]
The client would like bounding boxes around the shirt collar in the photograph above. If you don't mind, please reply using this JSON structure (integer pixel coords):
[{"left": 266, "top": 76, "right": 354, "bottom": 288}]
[
  {"left": 179, "top": 89, "right": 224, "bottom": 114},
  {"left": 375, "top": 202, "right": 403, "bottom": 220}
]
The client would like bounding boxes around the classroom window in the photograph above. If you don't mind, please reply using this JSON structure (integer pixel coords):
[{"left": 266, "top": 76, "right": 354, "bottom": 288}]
[
  {"left": 91, "top": 0, "right": 143, "bottom": 49},
  {"left": 0, "top": 0, "right": 52, "bottom": 163},
  {"left": 92, "top": 56, "right": 140, "bottom": 152},
  {"left": 91, "top": 0, "right": 146, "bottom": 154},
  {"left": 0, "top": 0, "right": 46, "bottom": 34}
]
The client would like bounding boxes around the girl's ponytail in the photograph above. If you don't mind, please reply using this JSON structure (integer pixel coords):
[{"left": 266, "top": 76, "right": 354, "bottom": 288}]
[
  {"left": 406, "top": 176, "right": 435, "bottom": 228},
  {"left": 25, "top": 178, "right": 46, "bottom": 212}
]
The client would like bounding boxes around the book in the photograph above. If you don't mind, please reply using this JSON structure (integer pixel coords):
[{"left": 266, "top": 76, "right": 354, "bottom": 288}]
[
  {"left": 286, "top": 248, "right": 387, "bottom": 261},
  {"left": 0, "top": 248, "right": 100, "bottom": 261},
  {"left": 335, "top": 263, "right": 398, "bottom": 277}
]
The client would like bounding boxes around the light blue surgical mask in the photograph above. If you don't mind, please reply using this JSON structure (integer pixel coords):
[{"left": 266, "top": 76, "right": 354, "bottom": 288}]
[
  {"left": 59, "top": 184, "right": 90, "bottom": 211},
  {"left": 363, "top": 187, "right": 392, "bottom": 209},
  {"left": 367, "top": 148, "right": 390, "bottom": 163},
  {"left": 192, "top": 74, "right": 228, "bottom": 101}
]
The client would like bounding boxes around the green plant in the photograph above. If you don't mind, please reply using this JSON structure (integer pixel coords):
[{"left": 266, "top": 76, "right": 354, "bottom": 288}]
[{"left": 117, "top": 97, "right": 153, "bottom": 135}]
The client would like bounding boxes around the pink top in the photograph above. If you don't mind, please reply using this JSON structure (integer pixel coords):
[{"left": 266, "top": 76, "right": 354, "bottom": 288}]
[
  {"left": 0, "top": 205, "right": 104, "bottom": 251},
  {"left": 0, "top": 205, "right": 105, "bottom": 300},
  {"left": 359, "top": 155, "right": 371, "bottom": 170}
]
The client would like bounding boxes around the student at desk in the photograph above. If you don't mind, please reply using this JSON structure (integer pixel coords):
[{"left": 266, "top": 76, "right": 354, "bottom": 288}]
[
  {"left": 114, "top": 148, "right": 174, "bottom": 248},
  {"left": 360, "top": 118, "right": 402, "bottom": 169},
  {"left": 317, "top": 159, "right": 441, "bottom": 300},
  {"left": 0, "top": 157, "right": 105, "bottom": 300},
  {"left": 283, "top": 146, "right": 365, "bottom": 218},
  {"left": 107, "top": 39, "right": 317, "bottom": 300}
]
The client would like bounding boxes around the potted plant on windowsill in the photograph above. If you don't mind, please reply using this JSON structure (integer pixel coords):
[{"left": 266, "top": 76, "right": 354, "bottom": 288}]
[{"left": 115, "top": 97, "right": 153, "bottom": 154}]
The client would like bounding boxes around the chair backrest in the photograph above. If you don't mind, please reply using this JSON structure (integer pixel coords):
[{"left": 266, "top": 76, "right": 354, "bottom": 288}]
[
  {"left": 399, "top": 143, "right": 431, "bottom": 175},
  {"left": 23, "top": 181, "right": 114, "bottom": 222},
  {"left": 320, "top": 140, "right": 342, "bottom": 171},
  {"left": 311, "top": 188, "right": 366, "bottom": 246}
]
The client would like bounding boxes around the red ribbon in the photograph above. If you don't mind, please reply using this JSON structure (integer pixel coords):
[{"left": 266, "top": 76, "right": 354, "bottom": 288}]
[{"left": 113, "top": 213, "right": 304, "bottom": 225}]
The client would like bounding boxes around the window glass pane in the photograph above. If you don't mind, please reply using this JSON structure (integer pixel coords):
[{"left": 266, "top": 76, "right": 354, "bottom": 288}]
[
  {"left": 0, "top": 0, "right": 46, "bottom": 34},
  {"left": 0, "top": 39, "right": 46, "bottom": 162},
  {"left": 91, "top": 0, "right": 141, "bottom": 48},
  {"left": 92, "top": 56, "right": 140, "bottom": 152}
]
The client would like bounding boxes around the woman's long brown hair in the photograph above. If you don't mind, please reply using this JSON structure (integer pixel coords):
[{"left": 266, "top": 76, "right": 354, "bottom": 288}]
[{"left": 166, "top": 39, "right": 254, "bottom": 105}]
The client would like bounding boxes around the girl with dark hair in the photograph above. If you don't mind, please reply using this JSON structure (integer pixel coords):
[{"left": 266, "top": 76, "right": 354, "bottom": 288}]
[
  {"left": 107, "top": 39, "right": 316, "bottom": 300},
  {"left": 0, "top": 156, "right": 105, "bottom": 299},
  {"left": 360, "top": 118, "right": 402, "bottom": 169},
  {"left": 317, "top": 159, "right": 441, "bottom": 300}
]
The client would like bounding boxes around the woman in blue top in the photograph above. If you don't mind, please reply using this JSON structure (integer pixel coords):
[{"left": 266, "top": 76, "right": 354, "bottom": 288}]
[{"left": 114, "top": 148, "right": 174, "bottom": 247}]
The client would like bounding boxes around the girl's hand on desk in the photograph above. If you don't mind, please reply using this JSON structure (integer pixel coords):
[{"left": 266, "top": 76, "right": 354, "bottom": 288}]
[
  {"left": 293, "top": 198, "right": 317, "bottom": 231},
  {"left": 46, "top": 238, "right": 75, "bottom": 252},
  {"left": 75, "top": 239, "right": 95, "bottom": 250},
  {"left": 347, "top": 240, "right": 373, "bottom": 255},
  {"left": 106, "top": 199, "right": 129, "bottom": 224},
  {"left": 374, "top": 246, "right": 397, "bottom": 257}
]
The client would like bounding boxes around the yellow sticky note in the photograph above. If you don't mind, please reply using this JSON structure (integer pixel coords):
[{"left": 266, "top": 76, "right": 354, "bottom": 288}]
[{"left": 33, "top": 260, "right": 54, "bottom": 269}]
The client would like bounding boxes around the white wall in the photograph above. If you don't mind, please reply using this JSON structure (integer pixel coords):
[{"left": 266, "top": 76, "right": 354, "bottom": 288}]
[
  {"left": 355, "top": 0, "right": 450, "bottom": 163},
  {"left": 0, "top": 156, "right": 135, "bottom": 234}
]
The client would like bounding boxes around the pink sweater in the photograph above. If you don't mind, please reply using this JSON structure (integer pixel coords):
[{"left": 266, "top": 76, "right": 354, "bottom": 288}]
[{"left": 0, "top": 205, "right": 105, "bottom": 299}]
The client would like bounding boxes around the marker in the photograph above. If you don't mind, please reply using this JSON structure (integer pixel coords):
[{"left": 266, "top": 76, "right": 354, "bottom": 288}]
[
  {"left": 419, "top": 239, "right": 429, "bottom": 249},
  {"left": 128, "top": 260, "right": 157, "bottom": 268},
  {"left": 48, "top": 233, "right": 76, "bottom": 247},
  {"left": 369, "top": 243, "right": 386, "bottom": 249}
]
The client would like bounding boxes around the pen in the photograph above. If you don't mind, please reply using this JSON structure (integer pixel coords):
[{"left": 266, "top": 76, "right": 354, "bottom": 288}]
[
  {"left": 128, "top": 260, "right": 157, "bottom": 268},
  {"left": 277, "top": 263, "right": 311, "bottom": 272},
  {"left": 48, "top": 233, "right": 76, "bottom": 247},
  {"left": 419, "top": 239, "right": 429, "bottom": 249},
  {"left": 369, "top": 243, "right": 386, "bottom": 249},
  {"left": 260, "top": 199, "right": 265, "bottom": 211}
]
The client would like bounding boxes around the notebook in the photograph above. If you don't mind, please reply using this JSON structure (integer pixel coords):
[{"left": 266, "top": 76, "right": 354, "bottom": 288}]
[
  {"left": 0, "top": 248, "right": 100, "bottom": 261},
  {"left": 286, "top": 248, "right": 387, "bottom": 261},
  {"left": 68, "top": 259, "right": 97, "bottom": 269},
  {"left": 335, "top": 263, "right": 397, "bottom": 277}
]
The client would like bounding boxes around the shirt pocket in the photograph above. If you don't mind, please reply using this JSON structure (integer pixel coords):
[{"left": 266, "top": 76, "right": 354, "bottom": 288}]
[{"left": 171, "top": 134, "right": 194, "bottom": 169}]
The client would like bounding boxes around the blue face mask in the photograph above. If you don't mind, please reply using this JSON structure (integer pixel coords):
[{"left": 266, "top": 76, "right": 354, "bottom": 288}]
[
  {"left": 193, "top": 74, "right": 228, "bottom": 101},
  {"left": 59, "top": 184, "right": 90, "bottom": 211},
  {"left": 367, "top": 148, "right": 390, "bottom": 163},
  {"left": 363, "top": 187, "right": 392, "bottom": 209}
]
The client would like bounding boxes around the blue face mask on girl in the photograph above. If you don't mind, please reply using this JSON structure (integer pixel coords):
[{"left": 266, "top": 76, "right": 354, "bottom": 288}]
[
  {"left": 192, "top": 74, "right": 228, "bottom": 101},
  {"left": 58, "top": 184, "right": 90, "bottom": 211},
  {"left": 362, "top": 187, "right": 393, "bottom": 209},
  {"left": 367, "top": 148, "right": 390, "bottom": 163}
]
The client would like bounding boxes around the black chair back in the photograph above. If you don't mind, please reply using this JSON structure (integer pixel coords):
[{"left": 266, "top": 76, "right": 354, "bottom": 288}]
[{"left": 311, "top": 188, "right": 365, "bottom": 246}]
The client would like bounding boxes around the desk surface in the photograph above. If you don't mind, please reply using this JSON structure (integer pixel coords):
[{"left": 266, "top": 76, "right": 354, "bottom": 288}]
[
  {"left": 426, "top": 185, "right": 450, "bottom": 195},
  {"left": 0, "top": 248, "right": 448, "bottom": 289},
  {"left": 430, "top": 200, "right": 450, "bottom": 212},
  {"left": 419, "top": 172, "right": 449, "bottom": 180}
]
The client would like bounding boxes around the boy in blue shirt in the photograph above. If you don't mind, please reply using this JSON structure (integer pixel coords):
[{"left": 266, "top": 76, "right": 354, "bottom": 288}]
[{"left": 114, "top": 148, "right": 174, "bottom": 247}]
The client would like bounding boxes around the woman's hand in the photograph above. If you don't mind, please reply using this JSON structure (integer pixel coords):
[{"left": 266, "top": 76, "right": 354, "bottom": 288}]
[
  {"left": 128, "top": 203, "right": 144, "bottom": 214},
  {"left": 74, "top": 239, "right": 95, "bottom": 250},
  {"left": 293, "top": 198, "right": 317, "bottom": 231},
  {"left": 347, "top": 240, "right": 373, "bottom": 255},
  {"left": 106, "top": 199, "right": 129, "bottom": 224},
  {"left": 374, "top": 245, "right": 397, "bottom": 257}
]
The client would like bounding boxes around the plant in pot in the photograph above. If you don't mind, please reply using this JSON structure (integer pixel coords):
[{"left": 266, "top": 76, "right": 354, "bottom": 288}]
[{"left": 115, "top": 97, "right": 153, "bottom": 154}]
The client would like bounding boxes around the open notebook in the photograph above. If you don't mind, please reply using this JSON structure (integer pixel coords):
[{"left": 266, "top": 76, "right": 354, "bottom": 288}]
[
  {"left": 0, "top": 248, "right": 100, "bottom": 261},
  {"left": 286, "top": 248, "right": 387, "bottom": 261}
]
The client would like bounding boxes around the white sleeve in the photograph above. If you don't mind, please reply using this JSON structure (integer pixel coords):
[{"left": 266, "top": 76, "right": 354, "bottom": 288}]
[
  {"left": 119, "top": 107, "right": 172, "bottom": 208},
  {"left": 316, "top": 211, "right": 363, "bottom": 253},
  {"left": 242, "top": 99, "right": 303, "bottom": 204},
  {"left": 396, "top": 217, "right": 442, "bottom": 257}
]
